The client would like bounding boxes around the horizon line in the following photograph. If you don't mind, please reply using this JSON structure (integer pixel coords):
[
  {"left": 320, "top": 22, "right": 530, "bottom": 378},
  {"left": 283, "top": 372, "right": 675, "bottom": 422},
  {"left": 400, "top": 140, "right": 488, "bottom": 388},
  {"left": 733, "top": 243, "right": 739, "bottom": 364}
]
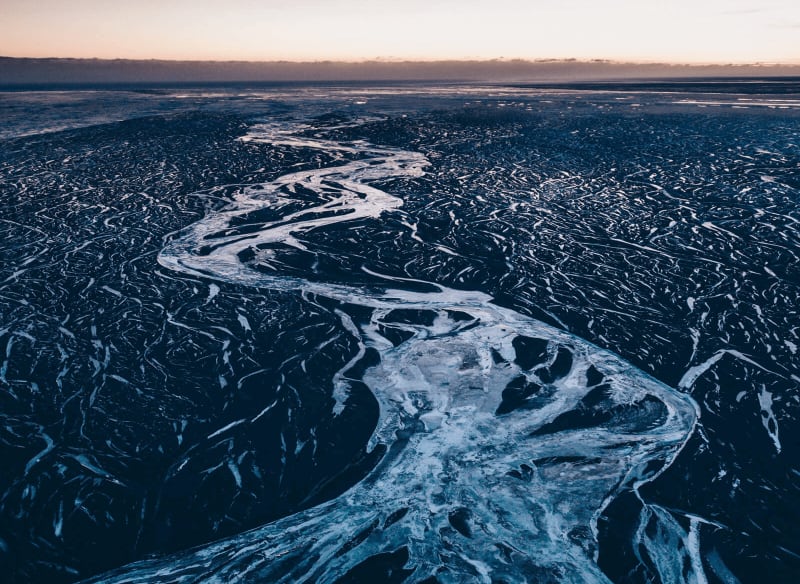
[
  {"left": 4, "top": 56, "right": 800, "bottom": 68},
  {"left": 4, "top": 56, "right": 800, "bottom": 88}
]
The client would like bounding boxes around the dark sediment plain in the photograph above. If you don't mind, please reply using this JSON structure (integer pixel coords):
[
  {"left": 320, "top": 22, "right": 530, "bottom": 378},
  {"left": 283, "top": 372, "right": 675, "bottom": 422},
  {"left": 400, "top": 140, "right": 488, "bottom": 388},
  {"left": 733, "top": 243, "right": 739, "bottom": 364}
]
[{"left": 0, "top": 83, "right": 799, "bottom": 583}]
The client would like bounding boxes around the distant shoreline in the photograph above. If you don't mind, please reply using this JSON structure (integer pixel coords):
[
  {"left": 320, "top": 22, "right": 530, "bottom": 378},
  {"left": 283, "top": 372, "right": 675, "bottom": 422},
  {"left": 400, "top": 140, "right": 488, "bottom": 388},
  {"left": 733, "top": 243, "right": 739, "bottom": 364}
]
[
  {"left": 3, "top": 57, "right": 800, "bottom": 88},
  {"left": 3, "top": 79, "right": 800, "bottom": 95}
]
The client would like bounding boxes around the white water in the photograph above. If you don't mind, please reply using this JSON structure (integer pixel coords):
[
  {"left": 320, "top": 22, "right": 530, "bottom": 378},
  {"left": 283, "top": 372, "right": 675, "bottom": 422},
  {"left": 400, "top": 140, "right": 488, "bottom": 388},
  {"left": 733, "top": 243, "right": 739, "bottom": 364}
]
[{"left": 89, "top": 121, "right": 699, "bottom": 583}]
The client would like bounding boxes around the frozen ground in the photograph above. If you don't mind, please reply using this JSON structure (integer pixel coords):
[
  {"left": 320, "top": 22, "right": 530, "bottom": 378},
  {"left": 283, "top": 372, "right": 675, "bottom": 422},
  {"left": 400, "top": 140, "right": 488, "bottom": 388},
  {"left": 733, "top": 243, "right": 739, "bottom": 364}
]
[{"left": 0, "top": 82, "right": 798, "bottom": 583}]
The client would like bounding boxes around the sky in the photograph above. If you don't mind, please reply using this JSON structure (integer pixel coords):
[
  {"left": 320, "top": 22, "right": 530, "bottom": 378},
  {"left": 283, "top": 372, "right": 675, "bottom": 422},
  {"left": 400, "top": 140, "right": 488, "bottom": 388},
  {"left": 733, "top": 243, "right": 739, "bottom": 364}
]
[{"left": 2, "top": 0, "right": 799, "bottom": 64}]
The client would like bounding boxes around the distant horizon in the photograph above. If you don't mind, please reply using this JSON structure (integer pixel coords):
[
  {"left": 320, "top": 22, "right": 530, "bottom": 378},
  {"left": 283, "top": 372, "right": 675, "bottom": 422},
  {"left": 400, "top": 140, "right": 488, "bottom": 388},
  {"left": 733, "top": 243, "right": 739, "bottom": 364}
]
[
  {"left": 3, "top": 56, "right": 800, "bottom": 89},
  {"left": 4, "top": 55, "right": 800, "bottom": 67}
]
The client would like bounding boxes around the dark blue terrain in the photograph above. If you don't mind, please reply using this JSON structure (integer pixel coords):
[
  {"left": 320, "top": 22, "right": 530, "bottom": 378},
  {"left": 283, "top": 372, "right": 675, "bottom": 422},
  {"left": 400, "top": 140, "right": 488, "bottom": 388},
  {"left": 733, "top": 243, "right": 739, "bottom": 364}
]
[{"left": 0, "top": 82, "right": 798, "bottom": 583}]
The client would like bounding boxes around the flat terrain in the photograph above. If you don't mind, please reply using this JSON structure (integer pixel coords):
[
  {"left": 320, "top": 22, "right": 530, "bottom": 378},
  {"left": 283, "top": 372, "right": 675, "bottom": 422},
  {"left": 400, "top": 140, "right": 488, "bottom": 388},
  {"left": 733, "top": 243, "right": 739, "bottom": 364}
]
[{"left": 1, "top": 83, "right": 799, "bottom": 583}]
